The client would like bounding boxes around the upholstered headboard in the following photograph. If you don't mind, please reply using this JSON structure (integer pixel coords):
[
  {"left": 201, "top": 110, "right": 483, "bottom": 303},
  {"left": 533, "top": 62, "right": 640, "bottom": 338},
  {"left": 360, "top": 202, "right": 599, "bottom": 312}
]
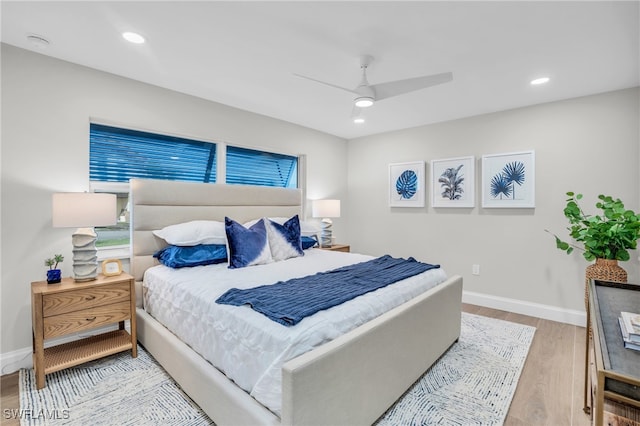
[{"left": 130, "top": 178, "right": 303, "bottom": 287}]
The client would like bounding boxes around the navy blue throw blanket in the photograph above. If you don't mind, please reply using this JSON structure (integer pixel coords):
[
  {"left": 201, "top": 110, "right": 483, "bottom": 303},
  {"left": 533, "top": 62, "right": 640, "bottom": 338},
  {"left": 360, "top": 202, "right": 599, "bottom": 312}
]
[{"left": 215, "top": 255, "right": 440, "bottom": 326}]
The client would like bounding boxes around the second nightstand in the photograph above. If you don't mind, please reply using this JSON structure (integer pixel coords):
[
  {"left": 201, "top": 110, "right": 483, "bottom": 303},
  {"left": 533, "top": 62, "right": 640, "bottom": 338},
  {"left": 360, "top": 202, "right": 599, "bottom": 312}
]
[
  {"left": 31, "top": 273, "right": 137, "bottom": 389},
  {"left": 319, "top": 244, "right": 350, "bottom": 253}
]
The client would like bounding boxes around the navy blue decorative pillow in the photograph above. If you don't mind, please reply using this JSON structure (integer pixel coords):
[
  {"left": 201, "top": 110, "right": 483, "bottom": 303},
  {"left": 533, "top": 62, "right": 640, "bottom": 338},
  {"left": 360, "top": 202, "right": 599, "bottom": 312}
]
[
  {"left": 225, "top": 217, "right": 273, "bottom": 269},
  {"left": 265, "top": 215, "right": 304, "bottom": 261},
  {"left": 153, "top": 244, "right": 227, "bottom": 268},
  {"left": 301, "top": 235, "right": 319, "bottom": 249}
]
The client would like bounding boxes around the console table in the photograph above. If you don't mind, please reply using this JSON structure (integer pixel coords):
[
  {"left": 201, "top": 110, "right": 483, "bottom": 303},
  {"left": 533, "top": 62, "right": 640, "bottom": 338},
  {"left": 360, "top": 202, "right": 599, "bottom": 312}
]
[{"left": 584, "top": 279, "right": 640, "bottom": 426}]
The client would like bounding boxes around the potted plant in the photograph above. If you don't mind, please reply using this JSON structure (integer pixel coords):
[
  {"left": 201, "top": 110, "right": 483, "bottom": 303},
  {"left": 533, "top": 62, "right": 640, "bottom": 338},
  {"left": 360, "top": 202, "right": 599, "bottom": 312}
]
[
  {"left": 548, "top": 192, "right": 640, "bottom": 306},
  {"left": 45, "top": 254, "right": 64, "bottom": 284}
]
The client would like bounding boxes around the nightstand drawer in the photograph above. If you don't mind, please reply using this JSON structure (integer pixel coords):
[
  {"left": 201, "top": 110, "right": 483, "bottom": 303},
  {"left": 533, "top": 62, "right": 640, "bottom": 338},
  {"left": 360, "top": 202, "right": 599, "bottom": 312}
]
[
  {"left": 43, "top": 301, "right": 131, "bottom": 339},
  {"left": 43, "top": 282, "right": 130, "bottom": 317},
  {"left": 320, "top": 244, "right": 350, "bottom": 253}
]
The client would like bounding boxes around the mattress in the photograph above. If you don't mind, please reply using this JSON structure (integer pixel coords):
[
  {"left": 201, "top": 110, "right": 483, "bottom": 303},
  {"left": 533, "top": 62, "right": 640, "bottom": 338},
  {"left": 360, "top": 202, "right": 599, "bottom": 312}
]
[{"left": 143, "top": 249, "right": 447, "bottom": 416}]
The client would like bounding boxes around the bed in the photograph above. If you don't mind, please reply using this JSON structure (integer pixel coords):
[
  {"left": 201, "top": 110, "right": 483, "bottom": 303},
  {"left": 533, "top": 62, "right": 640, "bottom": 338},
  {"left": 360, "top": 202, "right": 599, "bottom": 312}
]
[{"left": 130, "top": 178, "right": 463, "bottom": 426}]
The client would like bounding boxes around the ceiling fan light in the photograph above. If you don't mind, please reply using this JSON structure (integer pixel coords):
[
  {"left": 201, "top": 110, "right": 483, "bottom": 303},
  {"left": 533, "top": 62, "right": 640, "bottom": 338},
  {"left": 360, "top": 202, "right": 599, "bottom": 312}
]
[
  {"left": 351, "top": 105, "right": 366, "bottom": 124},
  {"left": 354, "top": 97, "right": 374, "bottom": 108}
]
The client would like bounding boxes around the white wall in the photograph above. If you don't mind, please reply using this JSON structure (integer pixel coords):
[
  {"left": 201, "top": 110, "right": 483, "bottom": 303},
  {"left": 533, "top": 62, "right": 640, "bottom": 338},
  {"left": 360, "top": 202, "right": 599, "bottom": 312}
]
[
  {"left": 347, "top": 88, "right": 640, "bottom": 319},
  {"left": 0, "top": 44, "right": 348, "bottom": 360}
]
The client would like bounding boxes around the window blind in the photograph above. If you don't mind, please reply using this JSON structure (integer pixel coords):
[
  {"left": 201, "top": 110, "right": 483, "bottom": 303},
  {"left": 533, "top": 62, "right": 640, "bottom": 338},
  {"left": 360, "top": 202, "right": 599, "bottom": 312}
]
[
  {"left": 226, "top": 146, "right": 297, "bottom": 188},
  {"left": 90, "top": 123, "right": 216, "bottom": 183}
]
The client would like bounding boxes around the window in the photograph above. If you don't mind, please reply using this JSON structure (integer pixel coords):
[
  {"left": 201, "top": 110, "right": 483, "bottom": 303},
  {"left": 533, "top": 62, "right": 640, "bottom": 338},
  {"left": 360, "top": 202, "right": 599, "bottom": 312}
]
[
  {"left": 90, "top": 123, "right": 217, "bottom": 249},
  {"left": 90, "top": 123, "right": 216, "bottom": 183},
  {"left": 226, "top": 146, "right": 297, "bottom": 188}
]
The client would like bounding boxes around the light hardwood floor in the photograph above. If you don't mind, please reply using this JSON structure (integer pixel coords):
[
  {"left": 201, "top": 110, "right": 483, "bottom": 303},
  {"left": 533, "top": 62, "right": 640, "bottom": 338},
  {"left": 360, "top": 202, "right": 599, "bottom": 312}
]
[
  {"left": 1, "top": 304, "right": 593, "bottom": 425},
  {"left": 463, "top": 304, "right": 591, "bottom": 426}
]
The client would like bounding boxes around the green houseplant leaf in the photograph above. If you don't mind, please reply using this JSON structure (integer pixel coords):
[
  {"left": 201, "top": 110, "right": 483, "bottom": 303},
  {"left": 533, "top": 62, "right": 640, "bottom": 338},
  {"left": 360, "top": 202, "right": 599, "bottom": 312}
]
[
  {"left": 547, "top": 192, "right": 640, "bottom": 262},
  {"left": 44, "top": 254, "right": 64, "bottom": 270}
]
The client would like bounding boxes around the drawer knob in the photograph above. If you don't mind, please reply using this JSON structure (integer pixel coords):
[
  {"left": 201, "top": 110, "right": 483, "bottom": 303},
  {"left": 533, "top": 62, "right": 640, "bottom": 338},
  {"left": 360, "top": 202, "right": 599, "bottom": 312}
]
[
  {"left": 85, "top": 295, "right": 96, "bottom": 301},
  {"left": 86, "top": 316, "right": 96, "bottom": 322}
]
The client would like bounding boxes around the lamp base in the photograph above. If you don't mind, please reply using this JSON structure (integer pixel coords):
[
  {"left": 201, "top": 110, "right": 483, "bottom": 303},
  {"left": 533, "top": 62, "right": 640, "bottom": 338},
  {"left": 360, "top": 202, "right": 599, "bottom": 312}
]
[
  {"left": 319, "top": 218, "right": 333, "bottom": 248},
  {"left": 74, "top": 276, "right": 97, "bottom": 283},
  {"left": 72, "top": 228, "right": 98, "bottom": 282}
]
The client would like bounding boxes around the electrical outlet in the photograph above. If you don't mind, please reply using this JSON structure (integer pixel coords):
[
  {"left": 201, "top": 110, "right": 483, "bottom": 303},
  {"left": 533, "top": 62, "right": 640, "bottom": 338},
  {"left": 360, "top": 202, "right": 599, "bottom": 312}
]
[{"left": 472, "top": 264, "right": 480, "bottom": 275}]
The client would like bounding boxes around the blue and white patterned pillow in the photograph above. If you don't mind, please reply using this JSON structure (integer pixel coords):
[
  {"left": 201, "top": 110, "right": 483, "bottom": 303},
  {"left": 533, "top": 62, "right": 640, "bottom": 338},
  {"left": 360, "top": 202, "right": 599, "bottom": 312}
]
[
  {"left": 265, "top": 215, "right": 304, "bottom": 261},
  {"left": 225, "top": 217, "right": 273, "bottom": 269}
]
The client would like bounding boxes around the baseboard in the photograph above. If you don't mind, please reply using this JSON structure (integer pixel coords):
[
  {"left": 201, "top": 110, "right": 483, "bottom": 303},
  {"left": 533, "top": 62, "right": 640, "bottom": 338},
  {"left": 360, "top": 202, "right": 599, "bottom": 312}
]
[
  {"left": 1, "top": 324, "right": 124, "bottom": 375},
  {"left": 0, "top": 347, "right": 33, "bottom": 376},
  {"left": 463, "top": 290, "right": 586, "bottom": 327}
]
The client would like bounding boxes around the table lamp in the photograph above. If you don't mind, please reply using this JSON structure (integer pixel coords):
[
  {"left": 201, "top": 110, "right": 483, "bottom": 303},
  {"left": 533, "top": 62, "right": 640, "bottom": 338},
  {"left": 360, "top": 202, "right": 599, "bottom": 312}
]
[
  {"left": 52, "top": 192, "right": 117, "bottom": 282},
  {"left": 312, "top": 199, "right": 341, "bottom": 248}
]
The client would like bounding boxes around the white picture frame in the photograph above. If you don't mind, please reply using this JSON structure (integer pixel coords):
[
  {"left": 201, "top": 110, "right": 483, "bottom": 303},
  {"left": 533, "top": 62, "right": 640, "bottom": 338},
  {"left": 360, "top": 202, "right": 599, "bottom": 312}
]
[
  {"left": 431, "top": 156, "right": 475, "bottom": 208},
  {"left": 389, "top": 161, "right": 425, "bottom": 207},
  {"left": 481, "top": 150, "right": 535, "bottom": 208}
]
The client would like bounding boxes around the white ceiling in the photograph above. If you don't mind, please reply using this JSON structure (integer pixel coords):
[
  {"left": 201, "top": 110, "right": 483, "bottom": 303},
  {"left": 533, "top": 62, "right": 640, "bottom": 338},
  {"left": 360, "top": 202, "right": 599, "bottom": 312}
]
[{"left": 2, "top": 1, "right": 639, "bottom": 140}]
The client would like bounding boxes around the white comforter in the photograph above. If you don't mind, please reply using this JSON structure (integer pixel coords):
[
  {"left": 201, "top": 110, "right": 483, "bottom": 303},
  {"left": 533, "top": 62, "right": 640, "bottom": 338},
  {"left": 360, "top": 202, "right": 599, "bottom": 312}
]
[{"left": 143, "top": 249, "right": 447, "bottom": 416}]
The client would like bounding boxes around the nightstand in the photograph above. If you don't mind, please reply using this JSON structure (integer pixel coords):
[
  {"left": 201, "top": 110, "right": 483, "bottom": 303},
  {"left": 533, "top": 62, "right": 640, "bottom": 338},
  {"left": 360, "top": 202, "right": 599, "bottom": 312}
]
[
  {"left": 31, "top": 273, "right": 137, "bottom": 389},
  {"left": 320, "top": 244, "right": 350, "bottom": 253}
]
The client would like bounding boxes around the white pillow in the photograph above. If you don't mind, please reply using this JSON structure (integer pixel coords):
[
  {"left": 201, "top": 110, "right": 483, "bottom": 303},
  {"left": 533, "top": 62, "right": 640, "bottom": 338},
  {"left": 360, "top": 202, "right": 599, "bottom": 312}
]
[
  {"left": 300, "top": 219, "right": 322, "bottom": 237},
  {"left": 153, "top": 220, "right": 226, "bottom": 246},
  {"left": 244, "top": 217, "right": 321, "bottom": 237}
]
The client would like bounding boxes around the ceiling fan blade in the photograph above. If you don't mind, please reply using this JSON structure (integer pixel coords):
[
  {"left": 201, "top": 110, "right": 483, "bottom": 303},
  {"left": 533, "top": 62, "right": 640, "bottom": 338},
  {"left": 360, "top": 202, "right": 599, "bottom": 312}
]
[
  {"left": 293, "top": 73, "right": 358, "bottom": 95},
  {"left": 372, "top": 72, "right": 453, "bottom": 101}
]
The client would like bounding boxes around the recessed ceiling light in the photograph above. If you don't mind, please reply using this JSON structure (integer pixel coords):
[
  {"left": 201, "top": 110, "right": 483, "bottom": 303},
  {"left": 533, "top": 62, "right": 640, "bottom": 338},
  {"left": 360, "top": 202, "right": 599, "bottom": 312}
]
[
  {"left": 530, "top": 77, "right": 550, "bottom": 85},
  {"left": 351, "top": 107, "right": 366, "bottom": 124},
  {"left": 27, "top": 34, "right": 50, "bottom": 49},
  {"left": 122, "top": 32, "right": 145, "bottom": 44}
]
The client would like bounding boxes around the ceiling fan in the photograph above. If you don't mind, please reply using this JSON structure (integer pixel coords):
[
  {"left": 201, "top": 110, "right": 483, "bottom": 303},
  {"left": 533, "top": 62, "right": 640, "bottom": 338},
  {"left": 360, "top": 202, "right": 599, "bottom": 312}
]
[{"left": 294, "top": 55, "right": 453, "bottom": 122}]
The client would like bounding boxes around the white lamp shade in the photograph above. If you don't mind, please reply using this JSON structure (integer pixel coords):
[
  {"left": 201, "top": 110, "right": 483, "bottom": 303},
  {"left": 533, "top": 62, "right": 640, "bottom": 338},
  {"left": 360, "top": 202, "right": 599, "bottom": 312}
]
[
  {"left": 52, "top": 193, "right": 117, "bottom": 228},
  {"left": 312, "top": 199, "right": 341, "bottom": 218}
]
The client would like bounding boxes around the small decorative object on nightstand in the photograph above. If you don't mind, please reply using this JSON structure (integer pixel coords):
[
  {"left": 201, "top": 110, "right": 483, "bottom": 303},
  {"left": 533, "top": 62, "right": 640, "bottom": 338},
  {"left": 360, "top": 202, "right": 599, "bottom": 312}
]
[
  {"left": 312, "top": 199, "right": 341, "bottom": 248},
  {"left": 101, "top": 259, "right": 123, "bottom": 276},
  {"left": 52, "top": 192, "right": 117, "bottom": 282},
  {"left": 31, "top": 273, "right": 137, "bottom": 389},
  {"left": 320, "top": 244, "right": 350, "bottom": 253},
  {"left": 44, "top": 254, "right": 64, "bottom": 284}
]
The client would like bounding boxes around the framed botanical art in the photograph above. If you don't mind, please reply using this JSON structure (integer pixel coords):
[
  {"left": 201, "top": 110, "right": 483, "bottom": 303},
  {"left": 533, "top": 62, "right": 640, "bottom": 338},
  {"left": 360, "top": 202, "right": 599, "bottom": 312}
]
[
  {"left": 389, "top": 161, "right": 425, "bottom": 207},
  {"left": 430, "top": 156, "right": 475, "bottom": 208},
  {"left": 481, "top": 150, "right": 535, "bottom": 208}
]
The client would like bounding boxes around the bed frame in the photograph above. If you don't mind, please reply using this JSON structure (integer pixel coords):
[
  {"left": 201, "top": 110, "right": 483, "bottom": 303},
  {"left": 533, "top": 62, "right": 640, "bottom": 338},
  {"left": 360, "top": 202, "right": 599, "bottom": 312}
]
[{"left": 130, "top": 178, "right": 463, "bottom": 426}]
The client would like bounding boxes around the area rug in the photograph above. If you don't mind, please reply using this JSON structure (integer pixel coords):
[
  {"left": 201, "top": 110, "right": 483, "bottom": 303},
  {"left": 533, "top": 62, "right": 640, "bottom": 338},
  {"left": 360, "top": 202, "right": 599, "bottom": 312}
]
[
  {"left": 376, "top": 312, "right": 535, "bottom": 425},
  {"left": 19, "top": 313, "right": 535, "bottom": 425}
]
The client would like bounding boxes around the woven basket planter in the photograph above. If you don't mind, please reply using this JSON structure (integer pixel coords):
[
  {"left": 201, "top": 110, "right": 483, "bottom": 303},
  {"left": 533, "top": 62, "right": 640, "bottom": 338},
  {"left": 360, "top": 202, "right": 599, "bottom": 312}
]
[{"left": 584, "top": 258, "right": 628, "bottom": 309}]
